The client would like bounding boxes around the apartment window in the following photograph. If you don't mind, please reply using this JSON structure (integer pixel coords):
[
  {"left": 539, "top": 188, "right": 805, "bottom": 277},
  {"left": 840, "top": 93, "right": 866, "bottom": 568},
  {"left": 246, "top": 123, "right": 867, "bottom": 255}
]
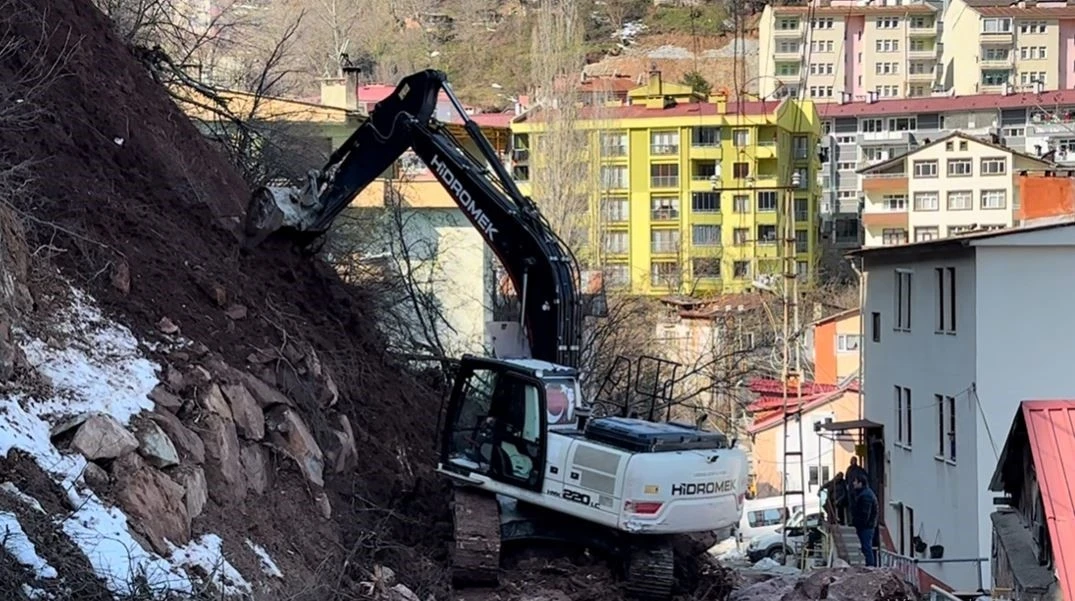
[
  {"left": 757, "top": 191, "right": 778, "bottom": 212},
  {"left": 837, "top": 334, "right": 861, "bottom": 352},
  {"left": 981, "top": 17, "right": 1012, "bottom": 33},
  {"left": 871, "top": 312, "right": 881, "bottom": 342},
  {"left": 600, "top": 132, "right": 627, "bottom": 156},
  {"left": 889, "top": 117, "right": 916, "bottom": 131},
  {"left": 1019, "top": 46, "right": 1047, "bottom": 60},
  {"left": 910, "top": 16, "right": 932, "bottom": 28},
  {"left": 651, "top": 229, "right": 680, "bottom": 253},
  {"left": 691, "top": 191, "right": 720, "bottom": 212},
  {"left": 882, "top": 228, "right": 907, "bottom": 245},
  {"left": 876, "top": 17, "right": 899, "bottom": 28},
  {"left": 733, "top": 227, "right": 749, "bottom": 245},
  {"left": 777, "top": 62, "right": 800, "bottom": 77},
  {"left": 795, "top": 230, "right": 808, "bottom": 253},
  {"left": 732, "top": 129, "right": 750, "bottom": 147},
  {"left": 757, "top": 224, "right": 777, "bottom": 244},
  {"left": 797, "top": 261, "right": 808, "bottom": 277},
  {"left": 913, "top": 191, "right": 939, "bottom": 211},
  {"left": 692, "top": 224, "right": 721, "bottom": 246},
  {"left": 733, "top": 162, "right": 750, "bottom": 179},
  {"left": 935, "top": 267, "right": 956, "bottom": 333},
  {"left": 947, "top": 158, "right": 972, "bottom": 177},
  {"left": 601, "top": 196, "right": 629, "bottom": 222},
  {"left": 860, "top": 118, "right": 884, "bottom": 133},
  {"left": 981, "top": 189, "right": 1007, "bottom": 209},
  {"left": 1020, "top": 71, "right": 1047, "bottom": 86},
  {"left": 691, "top": 126, "right": 720, "bottom": 147},
  {"left": 650, "top": 164, "right": 679, "bottom": 188},
  {"left": 603, "top": 231, "right": 629, "bottom": 254},
  {"left": 651, "top": 196, "right": 679, "bottom": 220},
  {"left": 946, "top": 190, "right": 972, "bottom": 211},
  {"left": 795, "top": 198, "right": 808, "bottom": 221},
  {"left": 883, "top": 194, "right": 907, "bottom": 211},
  {"left": 894, "top": 269, "right": 912, "bottom": 331},
  {"left": 733, "top": 195, "right": 750, "bottom": 213},
  {"left": 777, "top": 17, "right": 800, "bottom": 29},
  {"left": 983, "top": 47, "right": 1010, "bottom": 62},
  {"left": 601, "top": 165, "right": 628, "bottom": 189},
  {"left": 793, "top": 136, "right": 809, "bottom": 159},
  {"left": 915, "top": 226, "right": 939, "bottom": 242},
  {"left": 692, "top": 258, "right": 720, "bottom": 279},
  {"left": 650, "top": 261, "right": 679, "bottom": 287},
  {"left": 733, "top": 261, "right": 750, "bottom": 278},
  {"left": 875, "top": 39, "right": 900, "bottom": 53},
  {"left": 1020, "top": 20, "right": 1047, "bottom": 34},
  {"left": 604, "top": 264, "right": 629, "bottom": 287},
  {"left": 913, "top": 160, "right": 938, "bottom": 178},
  {"left": 982, "top": 70, "right": 1010, "bottom": 86},
  {"left": 935, "top": 394, "right": 956, "bottom": 462},
  {"left": 650, "top": 130, "right": 679, "bottom": 155},
  {"left": 875, "top": 62, "right": 900, "bottom": 75},
  {"left": 895, "top": 385, "right": 912, "bottom": 447}
]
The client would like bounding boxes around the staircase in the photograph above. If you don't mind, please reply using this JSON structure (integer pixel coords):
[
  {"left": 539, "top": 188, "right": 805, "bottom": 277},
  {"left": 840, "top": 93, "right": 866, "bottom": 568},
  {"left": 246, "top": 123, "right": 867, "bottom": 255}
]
[{"left": 828, "top": 524, "right": 866, "bottom": 566}]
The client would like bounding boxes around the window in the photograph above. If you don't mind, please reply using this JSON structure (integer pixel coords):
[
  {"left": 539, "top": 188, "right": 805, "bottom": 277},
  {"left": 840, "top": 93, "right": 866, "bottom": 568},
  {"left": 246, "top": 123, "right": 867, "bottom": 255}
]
[
  {"left": 650, "top": 164, "right": 679, "bottom": 188},
  {"left": 871, "top": 312, "right": 881, "bottom": 342},
  {"left": 915, "top": 226, "right": 939, "bottom": 242},
  {"left": 935, "top": 267, "right": 956, "bottom": 333},
  {"left": 692, "top": 224, "right": 721, "bottom": 246},
  {"left": 733, "top": 261, "right": 750, "bottom": 278},
  {"left": 981, "top": 17, "right": 1012, "bottom": 33},
  {"left": 881, "top": 228, "right": 907, "bottom": 246},
  {"left": 777, "top": 17, "right": 800, "bottom": 29},
  {"left": 603, "top": 231, "right": 628, "bottom": 253},
  {"left": 883, "top": 194, "right": 907, "bottom": 211},
  {"left": 692, "top": 258, "right": 720, "bottom": 279},
  {"left": 935, "top": 394, "right": 956, "bottom": 462},
  {"left": 748, "top": 508, "right": 788, "bottom": 527},
  {"left": 691, "top": 126, "right": 720, "bottom": 147},
  {"left": 837, "top": 334, "right": 861, "bottom": 352},
  {"left": 981, "top": 189, "right": 1007, "bottom": 209},
  {"left": 895, "top": 385, "right": 912, "bottom": 447},
  {"left": 757, "top": 191, "right": 778, "bottom": 212},
  {"left": 601, "top": 196, "right": 629, "bottom": 222},
  {"left": 809, "top": 466, "right": 820, "bottom": 487},
  {"left": 795, "top": 230, "right": 808, "bottom": 253},
  {"left": 733, "top": 195, "right": 750, "bottom": 213},
  {"left": 947, "top": 190, "right": 972, "bottom": 211},
  {"left": 651, "top": 196, "right": 679, "bottom": 220},
  {"left": 692, "top": 192, "right": 719, "bottom": 212},
  {"left": 604, "top": 264, "right": 629, "bottom": 287},
  {"left": 913, "top": 191, "right": 939, "bottom": 211},
  {"left": 733, "top": 227, "right": 749, "bottom": 245},
  {"left": 757, "top": 224, "right": 777, "bottom": 244},
  {"left": 691, "top": 161, "right": 717, "bottom": 182},
  {"left": 981, "top": 157, "right": 1006, "bottom": 175},
  {"left": 732, "top": 129, "right": 750, "bottom": 146},
  {"left": 601, "top": 165, "right": 627, "bottom": 189},
  {"left": 650, "top": 229, "right": 680, "bottom": 253},
  {"left": 733, "top": 162, "right": 750, "bottom": 179},
  {"left": 913, "top": 160, "right": 938, "bottom": 178},
  {"left": 600, "top": 132, "right": 627, "bottom": 156},
  {"left": 894, "top": 269, "right": 912, "bottom": 330},
  {"left": 650, "top": 130, "right": 679, "bottom": 155},
  {"left": 795, "top": 198, "right": 808, "bottom": 221},
  {"left": 793, "top": 136, "right": 809, "bottom": 159},
  {"left": 650, "top": 261, "right": 679, "bottom": 287},
  {"left": 947, "top": 159, "right": 972, "bottom": 177},
  {"left": 860, "top": 118, "right": 884, "bottom": 132}
]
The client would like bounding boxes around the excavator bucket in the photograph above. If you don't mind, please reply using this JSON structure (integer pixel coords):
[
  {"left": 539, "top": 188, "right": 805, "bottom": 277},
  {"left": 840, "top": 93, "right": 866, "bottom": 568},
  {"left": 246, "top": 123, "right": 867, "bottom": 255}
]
[
  {"left": 242, "top": 187, "right": 287, "bottom": 248},
  {"left": 241, "top": 182, "right": 323, "bottom": 249}
]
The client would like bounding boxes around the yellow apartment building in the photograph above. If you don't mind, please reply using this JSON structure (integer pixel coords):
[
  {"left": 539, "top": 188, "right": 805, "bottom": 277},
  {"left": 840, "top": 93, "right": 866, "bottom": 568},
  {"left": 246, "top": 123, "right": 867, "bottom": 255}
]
[
  {"left": 757, "top": 2, "right": 941, "bottom": 102},
  {"left": 511, "top": 72, "right": 822, "bottom": 296},
  {"left": 858, "top": 132, "right": 1053, "bottom": 247},
  {"left": 940, "top": 0, "right": 1075, "bottom": 94}
]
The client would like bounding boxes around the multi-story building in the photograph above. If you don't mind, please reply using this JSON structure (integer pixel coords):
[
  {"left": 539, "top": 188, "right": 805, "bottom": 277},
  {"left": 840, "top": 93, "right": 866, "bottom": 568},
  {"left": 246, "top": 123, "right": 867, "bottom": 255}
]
[
  {"left": 858, "top": 131, "right": 1052, "bottom": 247},
  {"left": 940, "top": 0, "right": 1075, "bottom": 95},
  {"left": 511, "top": 71, "right": 822, "bottom": 295},
  {"left": 854, "top": 219, "right": 1075, "bottom": 591},
  {"left": 815, "top": 89, "right": 1075, "bottom": 247},
  {"left": 756, "top": 1, "right": 942, "bottom": 103}
]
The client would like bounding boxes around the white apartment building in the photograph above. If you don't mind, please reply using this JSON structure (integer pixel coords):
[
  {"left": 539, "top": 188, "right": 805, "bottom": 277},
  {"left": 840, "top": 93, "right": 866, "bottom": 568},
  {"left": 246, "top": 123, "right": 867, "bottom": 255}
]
[{"left": 855, "top": 219, "right": 1075, "bottom": 591}]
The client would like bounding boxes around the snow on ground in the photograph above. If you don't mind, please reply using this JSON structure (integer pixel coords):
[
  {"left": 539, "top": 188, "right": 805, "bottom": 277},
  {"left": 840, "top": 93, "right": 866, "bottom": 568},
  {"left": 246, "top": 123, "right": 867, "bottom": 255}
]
[
  {"left": 245, "top": 539, "right": 284, "bottom": 579},
  {"left": 1, "top": 481, "right": 46, "bottom": 513},
  {"left": 0, "top": 510, "right": 57, "bottom": 579},
  {"left": 709, "top": 536, "right": 747, "bottom": 563},
  {"left": 614, "top": 20, "right": 647, "bottom": 42},
  {"left": 169, "top": 534, "right": 251, "bottom": 596}
]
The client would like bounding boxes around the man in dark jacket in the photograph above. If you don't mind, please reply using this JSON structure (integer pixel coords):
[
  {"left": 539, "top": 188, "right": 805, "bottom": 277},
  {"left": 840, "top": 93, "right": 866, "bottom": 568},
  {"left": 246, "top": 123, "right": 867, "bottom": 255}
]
[
  {"left": 819, "top": 472, "right": 847, "bottom": 524},
  {"left": 850, "top": 475, "right": 878, "bottom": 566}
]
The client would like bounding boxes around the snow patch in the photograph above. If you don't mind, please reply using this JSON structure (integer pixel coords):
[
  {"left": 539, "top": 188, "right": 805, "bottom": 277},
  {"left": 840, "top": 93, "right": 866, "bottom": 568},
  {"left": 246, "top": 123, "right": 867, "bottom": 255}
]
[
  {"left": 245, "top": 539, "right": 283, "bottom": 579},
  {"left": 709, "top": 537, "right": 746, "bottom": 563},
  {"left": 22, "top": 584, "right": 51, "bottom": 599},
  {"left": 614, "top": 20, "right": 647, "bottom": 42},
  {"left": 0, "top": 511, "right": 57, "bottom": 579},
  {"left": 169, "top": 534, "right": 251, "bottom": 595},
  {"left": 0, "top": 482, "right": 45, "bottom": 513}
]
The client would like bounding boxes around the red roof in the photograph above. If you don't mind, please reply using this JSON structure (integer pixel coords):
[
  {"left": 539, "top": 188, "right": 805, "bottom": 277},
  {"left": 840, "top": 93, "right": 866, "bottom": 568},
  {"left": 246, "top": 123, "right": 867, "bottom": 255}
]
[
  {"left": 748, "top": 378, "right": 840, "bottom": 396},
  {"left": 517, "top": 99, "right": 780, "bottom": 123},
  {"left": 1020, "top": 400, "right": 1075, "bottom": 596},
  {"left": 748, "top": 387, "right": 856, "bottom": 434},
  {"left": 467, "top": 112, "right": 515, "bottom": 128},
  {"left": 819, "top": 89, "right": 1075, "bottom": 118}
]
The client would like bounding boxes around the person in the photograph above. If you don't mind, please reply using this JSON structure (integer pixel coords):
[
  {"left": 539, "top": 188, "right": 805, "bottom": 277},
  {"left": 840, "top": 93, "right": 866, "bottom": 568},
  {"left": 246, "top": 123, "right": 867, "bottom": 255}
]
[
  {"left": 833, "top": 473, "right": 849, "bottom": 525},
  {"left": 845, "top": 456, "right": 868, "bottom": 520},
  {"left": 850, "top": 474, "right": 878, "bottom": 567},
  {"left": 818, "top": 472, "right": 842, "bottom": 524}
]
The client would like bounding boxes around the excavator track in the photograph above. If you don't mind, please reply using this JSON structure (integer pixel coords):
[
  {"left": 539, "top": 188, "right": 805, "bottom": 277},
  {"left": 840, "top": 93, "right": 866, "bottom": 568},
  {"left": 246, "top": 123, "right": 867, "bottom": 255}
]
[
  {"left": 450, "top": 486, "right": 502, "bottom": 588},
  {"left": 623, "top": 542, "right": 676, "bottom": 601}
]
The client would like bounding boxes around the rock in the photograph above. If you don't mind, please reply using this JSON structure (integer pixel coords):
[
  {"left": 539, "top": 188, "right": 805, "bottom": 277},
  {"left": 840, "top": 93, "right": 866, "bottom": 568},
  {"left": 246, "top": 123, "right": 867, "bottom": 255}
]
[
  {"left": 133, "top": 420, "right": 179, "bottom": 468},
  {"left": 199, "top": 383, "right": 233, "bottom": 419},
  {"left": 240, "top": 444, "right": 272, "bottom": 495},
  {"left": 240, "top": 372, "right": 294, "bottom": 408},
  {"left": 0, "top": 319, "right": 25, "bottom": 381},
  {"left": 264, "top": 406, "right": 324, "bottom": 488},
  {"left": 188, "top": 341, "right": 210, "bottom": 357},
  {"left": 163, "top": 364, "right": 185, "bottom": 393},
  {"left": 110, "top": 260, "right": 130, "bottom": 294},
  {"left": 148, "top": 410, "right": 204, "bottom": 464},
  {"left": 224, "top": 304, "right": 247, "bottom": 320},
  {"left": 157, "top": 317, "right": 179, "bottom": 335},
  {"left": 324, "top": 414, "right": 357, "bottom": 474},
  {"left": 198, "top": 413, "right": 246, "bottom": 505},
  {"left": 220, "top": 383, "right": 265, "bottom": 440},
  {"left": 112, "top": 453, "right": 190, "bottom": 554},
  {"left": 171, "top": 465, "right": 208, "bottom": 519},
  {"left": 183, "top": 365, "right": 213, "bottom": 392},
  {"left": 82, "top": 461, "right": 110, "bottom": 490},
  {"left": 282, "top": 342, "right": 305, "bottom": 365},
  {"left": 148, "top": 384, "right": 184, "bottom": 413},
  {"left": 168, "top": 350, "right": 190, "bottom": 364},
  {"left": 314, "top": 490, "right": 331, "bottom": 519},
  {"left": 318, "top": 368, "right": 339, "bottom": 408},
  {"left": 519, "top": 591, "right": 572, "bottom": 601},
  {"left": 729, "top": 567, "right": 917, "bottom": 601},
  {"left": 246, "top": 349, "right": 275, "bottom": 365},
  {"left": 70, "top": 414, "right": 139, "bottom": 460},
  {"left": 389, "top": 583, "right": 421, "bottom": 601},
  {"left": 49, "top": 413, "right": 90, "bottom": 438}
]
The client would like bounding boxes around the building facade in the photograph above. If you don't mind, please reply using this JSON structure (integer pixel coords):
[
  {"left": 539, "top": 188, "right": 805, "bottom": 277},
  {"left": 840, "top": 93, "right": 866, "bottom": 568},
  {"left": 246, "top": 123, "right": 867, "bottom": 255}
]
[
  {"left": 511, "top": 72, "right": 822, "bottom": 295},
  {"left": 856, "top": 221, "right": 1075, "bottom": 591},
  {"left": 808, "top": 307, "right": 862, "bottom": 386},
  {"left": 859, "top": 132, "right": 1052, "bottom": 247}
]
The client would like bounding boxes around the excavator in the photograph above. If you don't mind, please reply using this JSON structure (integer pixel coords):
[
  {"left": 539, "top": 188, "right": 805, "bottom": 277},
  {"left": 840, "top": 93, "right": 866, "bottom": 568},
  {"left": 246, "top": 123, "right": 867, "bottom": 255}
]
[{"left": 242, "top": 69, "right": 749, "bottom": 600}]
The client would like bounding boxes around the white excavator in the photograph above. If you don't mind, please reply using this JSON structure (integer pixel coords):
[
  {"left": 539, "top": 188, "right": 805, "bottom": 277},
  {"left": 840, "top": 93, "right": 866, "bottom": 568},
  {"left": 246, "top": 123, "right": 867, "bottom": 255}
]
[{"left": 242, "top": 69, "right": 749, "bottom": 600}]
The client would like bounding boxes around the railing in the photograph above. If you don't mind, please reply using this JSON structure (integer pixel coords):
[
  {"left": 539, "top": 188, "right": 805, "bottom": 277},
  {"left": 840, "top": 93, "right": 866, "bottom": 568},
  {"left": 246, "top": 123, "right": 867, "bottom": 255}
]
[
  {"left": 879, "top": 549, "right": 919, "bottom": 587},
  {"left": 601, "top": 144, "right": 627, "bottom": 157},
  {"left": 929, "top": 586, "right": 962, "bottom": 601},
  {"left": 650, "top": 176, "right": 679, "bottom": 188},
  {"left": 651, "top": 209, "right": 680, "bottom": 221},
  {"left": 650, "top": 144, "right": 679, "bottom": 155},
  {"left": 863, "top": 172, "right": 908, "bottom": 179}
]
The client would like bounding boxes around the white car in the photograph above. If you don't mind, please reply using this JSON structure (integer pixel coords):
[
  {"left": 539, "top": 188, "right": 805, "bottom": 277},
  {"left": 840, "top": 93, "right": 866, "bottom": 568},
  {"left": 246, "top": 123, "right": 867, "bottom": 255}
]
[{"left": 745, "top": 509, "right": 824, "bottom": 563}]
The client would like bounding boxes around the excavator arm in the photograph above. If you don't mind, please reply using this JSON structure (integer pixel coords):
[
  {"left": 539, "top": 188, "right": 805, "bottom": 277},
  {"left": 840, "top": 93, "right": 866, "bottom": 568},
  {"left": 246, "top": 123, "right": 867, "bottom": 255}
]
[{"left": 243, "top": 69, "right": 582, "bottom": 368}]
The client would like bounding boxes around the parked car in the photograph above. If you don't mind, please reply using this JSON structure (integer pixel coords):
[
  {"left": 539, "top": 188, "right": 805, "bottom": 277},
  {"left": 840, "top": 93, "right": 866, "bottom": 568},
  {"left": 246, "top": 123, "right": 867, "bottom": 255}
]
[
  {"left": 746, "top": 509, "right": 824, "bottom": 563},
  {"left": 738, "top": 495, "right": 820, "bottom": 545}
]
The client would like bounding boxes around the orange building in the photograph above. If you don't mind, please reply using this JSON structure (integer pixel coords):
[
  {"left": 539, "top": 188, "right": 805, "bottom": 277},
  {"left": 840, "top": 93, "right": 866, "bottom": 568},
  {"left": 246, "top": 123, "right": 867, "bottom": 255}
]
[
  {"left": 809, "top": 308, "right": 861, "bottom": 387},
  {"left": 1016, "top": 173, "right": 1075, "bottom": 223}
]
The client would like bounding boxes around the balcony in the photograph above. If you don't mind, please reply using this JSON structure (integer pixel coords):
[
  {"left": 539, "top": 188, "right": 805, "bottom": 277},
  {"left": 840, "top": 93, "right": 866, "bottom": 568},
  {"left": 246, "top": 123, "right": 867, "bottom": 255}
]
[
  {"left": 601, "top": 144, "right": 627, "bottom": 159},
  {"left": 861, "top": 208, "right": 908, "bottom": 228},
  {"left": 907, "top": 70, "right": 936, "bottom": 82},
  {"left": 650, "top": 176, "right": 680, "bottom": 189},
  {"left": 980, "top": 30, "right": 1014, "bottom": 45},
  {"left": 651, "top": 208, "right": 680, "bottom": 221},
  {"left": 861, "top": 173, "right": 908, "bottom": 192},
  {"left": 754, "top": 140, "right": 778, "bottom": 159},
  {"left": 650, "top": 144, "right": 680, "bottom": 156},
  {"left": 980, "top": 55, "right": 1013, "bottom": 68},
  {"left": 773, "top": 25, "right": 803, "bottom": 37},
  {"left": 773, "top": 47, "right": 803, "bottom": 60},
  {"left": 907, "top": 48, "right": 939, "bottom": 60},
  {"left": 907, "top": 22, "right": 939, "bottom": 37}
]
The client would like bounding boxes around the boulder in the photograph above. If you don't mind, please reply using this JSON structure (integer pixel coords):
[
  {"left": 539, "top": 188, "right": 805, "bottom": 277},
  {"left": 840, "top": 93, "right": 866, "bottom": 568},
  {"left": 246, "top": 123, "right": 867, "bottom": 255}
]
[
  {"left": 110, "top": 260, "right": 131, "bottom": 295},
  {"left": 388, "top": 584, "right": 421, "bottom": 601},
  {"left": 148, "top": 384, "right": 184, "bottom": 413},
  {"left": 70, "top": 414, "right": 139, "bottom": 460},
  {"left": 82, "top": 461, "right": 110, "bottom": 490},
  {"left": 157, "top": 317, "right": 179, "bottom": 335},
  {"left": 264, "top": 406, "right": 324, "bottom": 488},
  {"left": 182, "top": 365, "right": 213, "bottom": 392},
  {"left": 133, "top": 419, "right": 179, "bottom": 468},
  {"left": 112, "top": 453, "right": 190, "bottom": 554},
  {"left": 240, "top": 444, "right": 272, "bottom": 495},
  {"left": 198, "top": 413, "right": 246, "bottom": 505},
  {"left": 148, "top": 410, "right": 204, "bottom": 465},
  {"left": 323, "top": 414, "right": 357, "bottom": 474},
  {"left": 224, "top": 304, "right": 247, "bottom": 320},
  {"left": 171, "top": 465, "right": 208, "bottom": 519},
  {"left": 240, "top": 372, "right": 294, "bottom": 408},
  {"left": 199, "top": 383, "right": 233, "bottom": 419},
  {"left": 163, "top": 364, "right": 185, "bottom": 393},
  {"left": 220, "top": 383, "right": 265, "bottom": 440},
  {"left": 729, "top": 567, "right": 918, "bottom": 601}
]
